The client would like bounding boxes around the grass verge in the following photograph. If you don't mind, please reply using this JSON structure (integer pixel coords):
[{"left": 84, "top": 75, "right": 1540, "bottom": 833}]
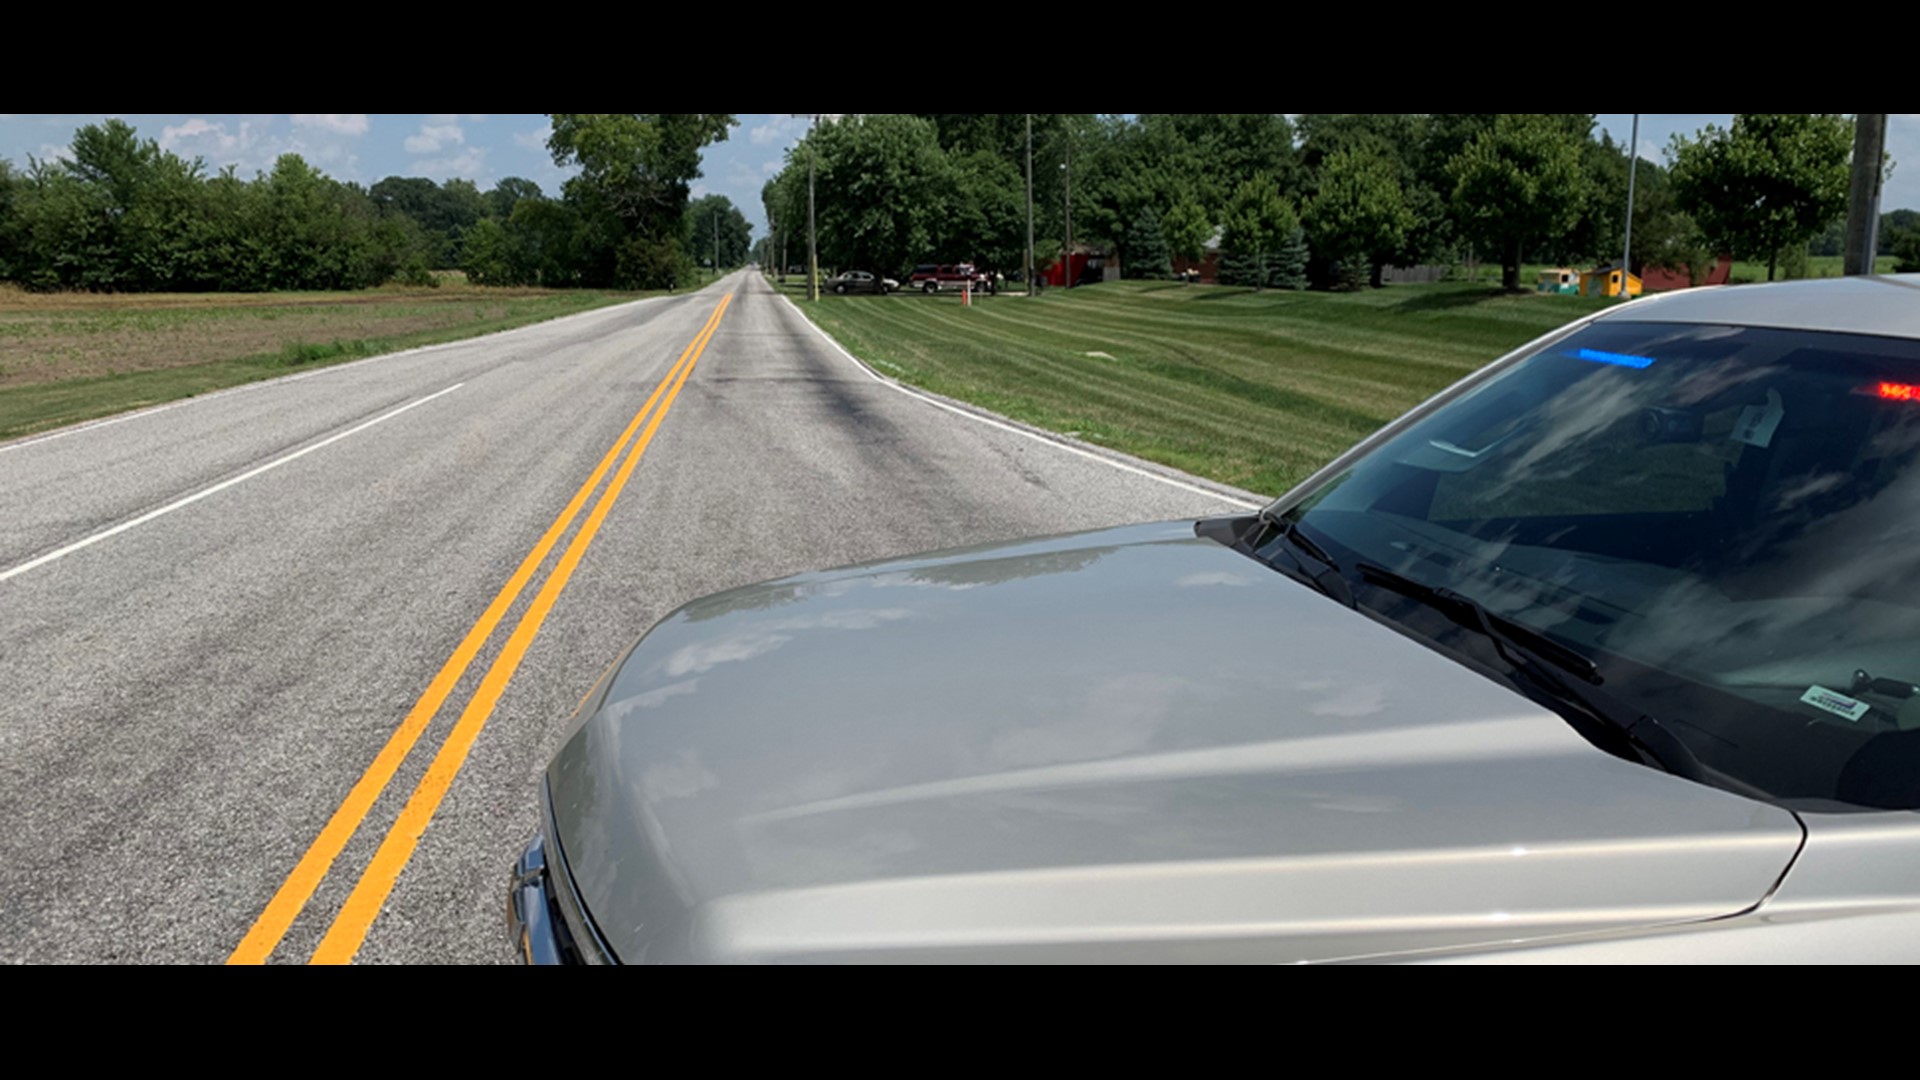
[
  {"left": 0, "top": 286, "right": 641, "bottom": 442},
  {"left": 775, "top": 277, "right": 1612, "bottom": 496}
]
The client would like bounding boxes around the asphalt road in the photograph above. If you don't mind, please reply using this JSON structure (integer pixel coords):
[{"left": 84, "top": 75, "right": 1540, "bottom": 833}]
[{"left": 0, "top": 270, "right": 1259, "bottom": 964}]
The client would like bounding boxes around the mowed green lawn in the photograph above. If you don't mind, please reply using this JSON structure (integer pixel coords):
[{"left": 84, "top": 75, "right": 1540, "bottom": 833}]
[{"left": 785, "top": 279, "right": 1614, "bottom": 496}]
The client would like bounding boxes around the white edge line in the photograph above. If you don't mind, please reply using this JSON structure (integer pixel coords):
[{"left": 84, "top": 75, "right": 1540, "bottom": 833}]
[
  {"left": 0, "top": 294, "right": 669, "bottom": 457},
  {"left": 0, "top": 383, "right": 465, "bottom": 584},
  {"left": 772, "top": 285, "right": 1264, "bottom": 511}
]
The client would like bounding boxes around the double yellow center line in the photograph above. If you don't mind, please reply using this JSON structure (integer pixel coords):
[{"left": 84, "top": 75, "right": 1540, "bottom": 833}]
[{"left": 229, "top": 292, "right": 732, "bottom": 965}]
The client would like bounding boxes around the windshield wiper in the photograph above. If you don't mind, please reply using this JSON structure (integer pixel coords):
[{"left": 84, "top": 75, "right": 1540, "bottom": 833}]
[
  {"left": 1251, "top": 509, "right": 1354, "bottom": 607},
  {"left": 1354, "top": 561, "right": 1709, "bottom": 784},
  {"left": 1355, "top": 562, "right": 1599, "bottom": 683}
]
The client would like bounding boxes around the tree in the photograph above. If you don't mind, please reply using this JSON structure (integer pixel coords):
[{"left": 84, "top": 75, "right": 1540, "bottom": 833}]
[
  {"left": 942, "top": 148, "right": 1025, "bottom": 271},
  {"left": 1883, "top": 209, "right": 1920, "bottom": 255},
  {"left": 0, "top": 160, "right": 16, "bottom": 281},
  {"left": 1305, "top": 146, "right": 1417, "bottom": 288},
  {"left": 1123, "top": 207, "right": 1172, "bottom": 279},
  {"left": 1, "top": 118, "right": 468, "bottom": 292},
  {"left": 1668, "top": 113, "right": 1852, "bottom": 282},
  {"left": 486, "top": 177, "right": 542, "bottom": 222},
  {"left": 1163, "top": 196, "right": 1212, "bottom": 282},
  {"left": 1886, "top": 211, "right": 1920, "bottom": 272},
  {"left": 1218, "top": 176, "right": 1304, "bottom": 289},
  {"left": 1062, "top": 115, "right": 1298, "bottom": 261},
  {"left": 36, "top": 119, "right": 209, "bottom": 290},
  {"left": 370, "top": 176, "right": 486, "bottom": 268},
  {"left": 911, "top": 113, "right": 1035, "bottom": 161},
  {"left": 460, "top": 217, "right": 514, "bottom": 285},
  {"left": 1297, "top": 113, "right": 1447, "bottom": 275},
  {"left": 766, "top": 115, "right": 950, "bottom": 277},
  {"left": 1151, "top": 114, "right": 1297, "bottom": 213},
  {"left": 1448, "top": 114, "right": 1590, "bottom": 291},
  {"left": 684, "top": 193, "right": 752, "bottom": 269},
  {"left": 545, "top": 114, "right": 735, "bottom": 288}
]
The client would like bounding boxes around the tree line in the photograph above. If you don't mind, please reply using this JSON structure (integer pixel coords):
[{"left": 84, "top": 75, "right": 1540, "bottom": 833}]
[
  {"left": 5, "top": 115, "right": 1911, "bottom": 296},
  {"left": 762, "top": 113, "right": 1916, "bottom": 292},
  {"left": 0, "top": 116, "right": 747, "bottom": 292}
]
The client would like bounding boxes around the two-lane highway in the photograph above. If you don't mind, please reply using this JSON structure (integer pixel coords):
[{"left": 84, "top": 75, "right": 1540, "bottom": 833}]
[{"left": 0, "top": 271, "right": 1257, "bottom": 963}]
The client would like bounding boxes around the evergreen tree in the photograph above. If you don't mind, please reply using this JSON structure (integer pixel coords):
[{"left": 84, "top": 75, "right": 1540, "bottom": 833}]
[
  {"left": 1124, "top": 207, "right": 1173, "bottom": 279},
  {"left": 1268, "top": 227, "right": 1308, "bottom": 290}
]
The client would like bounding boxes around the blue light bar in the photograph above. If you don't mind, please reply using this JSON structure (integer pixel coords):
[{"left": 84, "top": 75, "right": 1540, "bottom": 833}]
[{"left": 1574, "top": 348, "right": 1655, "bottom": 369}]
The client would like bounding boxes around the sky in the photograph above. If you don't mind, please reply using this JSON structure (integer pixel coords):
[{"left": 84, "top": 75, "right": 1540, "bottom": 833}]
[{"left": 2, "top": 114, "right": 1915, "bottom": 243}]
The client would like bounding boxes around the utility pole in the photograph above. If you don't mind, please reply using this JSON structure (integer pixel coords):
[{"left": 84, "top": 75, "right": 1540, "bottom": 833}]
[
  {"left": 808, "top": 115, "right": 819, "bottom": 301},
  {"left": 1063, "top": 138, "right": 1073, "bottom": 289},
  {"left": 790, "top": 114, "right": 821, "bottom": 300},
  {"left": 713, "top": 205, "right": 721, "bottom": 281},
  {"left": 1025, "top": 114, "right": 1034, "bottom": 297},
  {"left": 1620, "top": 113, "right": 1639, "bottom": 299},
  {"left": 1846, "top": 113, "right": 1888, "bottom": 276}
]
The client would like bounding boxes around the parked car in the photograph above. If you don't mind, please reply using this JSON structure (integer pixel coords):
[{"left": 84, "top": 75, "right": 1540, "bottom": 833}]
[
  {"left": 511, "top": 274, "right": 1920, "bottom": 964},
  {"left": 908, "top": 263, "right": 993, "bottom": 294},
  {"left": 828, "top": 271, "right": 897, "bottom": 295}
]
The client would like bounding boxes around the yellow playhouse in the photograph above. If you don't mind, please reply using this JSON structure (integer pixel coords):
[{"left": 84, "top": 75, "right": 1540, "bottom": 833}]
[{"left": 1580, "top": 266, "right": 1643, "bottom": 298}]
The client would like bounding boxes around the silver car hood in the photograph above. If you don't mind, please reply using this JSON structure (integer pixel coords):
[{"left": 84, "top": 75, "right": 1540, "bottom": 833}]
[{"left": 547, "top": 522, "right": 1803, "bottom": 963}]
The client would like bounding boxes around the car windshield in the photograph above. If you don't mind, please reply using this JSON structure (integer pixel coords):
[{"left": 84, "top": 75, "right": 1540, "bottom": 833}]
[{"left": 1268, "top": 319, "right": 1920, "bottom": 811}]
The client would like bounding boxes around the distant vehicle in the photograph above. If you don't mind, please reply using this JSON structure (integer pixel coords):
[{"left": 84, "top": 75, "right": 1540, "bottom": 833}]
[
  {"left": 828, "top": 271, "right": 898, "bottom": 295},
  {"left": 908, "top": 263, "right": 994, "bottom": 295}
]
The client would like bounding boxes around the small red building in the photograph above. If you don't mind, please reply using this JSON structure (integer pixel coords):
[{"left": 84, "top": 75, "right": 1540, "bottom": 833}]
[
  {"left": 1041, "top": 249, "right": 1108, "bottom": 287},
  {"left": 1640, "top": 255, "right": 1733, "bottom": 292}
]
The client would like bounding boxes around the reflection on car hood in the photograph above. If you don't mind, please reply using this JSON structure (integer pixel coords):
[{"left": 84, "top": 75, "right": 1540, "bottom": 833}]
[{"left": 547, "top": 522, "right": 1803, "bottom": 963}]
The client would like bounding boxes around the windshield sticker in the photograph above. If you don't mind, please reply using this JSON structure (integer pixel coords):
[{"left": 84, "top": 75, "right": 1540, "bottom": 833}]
[
  {"left": 1574, "top": 348, "right": 1656, "bottom": 369},
  {"left": 1802, "top": 685, "right": 1871, "bottom": 722},
  {"left": 1732, "top": 390, "right": 1785, "bottom": 449}
]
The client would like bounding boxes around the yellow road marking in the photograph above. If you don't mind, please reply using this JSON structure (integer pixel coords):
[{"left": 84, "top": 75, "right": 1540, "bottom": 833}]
[
  {"left": 226, "top": 297, "right": 730, "bottom": 965},
  {"left": 309, "top": 292, "right": 732, "bottom": 963}
]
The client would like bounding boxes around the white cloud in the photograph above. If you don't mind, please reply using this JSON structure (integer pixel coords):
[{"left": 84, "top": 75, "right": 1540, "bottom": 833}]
[
  {"left": 290, "top": 114, "right": 369, "bottom": 136},
  {"left": 514, "top": 123, "right": 551, "bottom": 152},
  {"left": 748, "top": 116, "right": 811, "bottom": 147},
  {"left": 409, "top": 146, "right": 488, "bottom": 180},
  {"left": 426, "top": 113, "right": 487, "bottom": 124},
  {"left": 160, "top": 118, "right": 240, "bottom": 155},
  {"left": 36, "top": 142, "right": 70, "bottom": 163},
  {"left": 404, "top": 123, "right": 464, "bottom": 155}
]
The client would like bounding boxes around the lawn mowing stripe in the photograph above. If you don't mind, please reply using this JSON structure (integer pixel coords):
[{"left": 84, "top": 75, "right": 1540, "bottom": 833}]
[{"left": 798, "top": 281, "right": 1604, "bottom": 494}]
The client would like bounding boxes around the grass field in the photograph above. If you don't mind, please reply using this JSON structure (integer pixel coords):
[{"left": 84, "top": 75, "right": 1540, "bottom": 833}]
[
  {"left": 0, "top": 283, "right": 641, "bottom": 442},
  {"left": 1724, "top": 254, "right": 1899, "bottom": 283},
  {"left": 777, "top": 278, "right": 1614, "bottom": 495}
]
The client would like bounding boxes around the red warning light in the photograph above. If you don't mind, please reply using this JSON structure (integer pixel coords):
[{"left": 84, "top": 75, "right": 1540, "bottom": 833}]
[{"left": 1877, "top": 382, "right": 1920, "bottom": 401}]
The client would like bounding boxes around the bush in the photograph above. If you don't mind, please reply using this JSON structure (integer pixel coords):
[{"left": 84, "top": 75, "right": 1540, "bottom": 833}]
[
  {"left": 1892, "top": 224, "right": 1920, "bottom": 274},
  {"left": 393, "top": 258, "right": 438, "bottom": 288}
]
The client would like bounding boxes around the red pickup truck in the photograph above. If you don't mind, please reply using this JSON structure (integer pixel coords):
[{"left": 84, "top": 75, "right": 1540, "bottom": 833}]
[{"left": 908, "top": 263, "right": 995, "bottom": 294}]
